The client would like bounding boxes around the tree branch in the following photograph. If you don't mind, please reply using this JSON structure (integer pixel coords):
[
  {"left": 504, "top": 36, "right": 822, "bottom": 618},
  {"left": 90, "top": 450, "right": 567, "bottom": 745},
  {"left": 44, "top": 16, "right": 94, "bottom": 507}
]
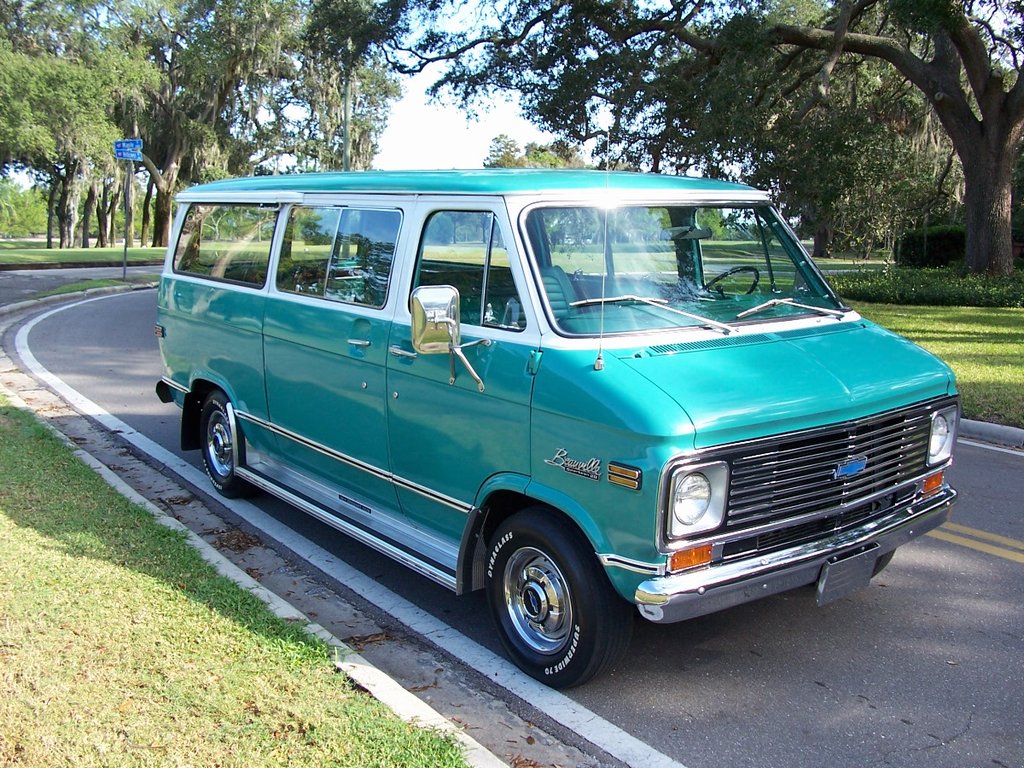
[
  {"left": 946, "top": 18, "right": 1002, "bottom": 118},
  {"left": 793, "top": 0, "right": 859, "bottom": 120},
  {"left": 390, "top": 1, "right": 569, "bottom": 75},
  {"left": 773, "top": 23, "right": 979, "bottom": 150}
]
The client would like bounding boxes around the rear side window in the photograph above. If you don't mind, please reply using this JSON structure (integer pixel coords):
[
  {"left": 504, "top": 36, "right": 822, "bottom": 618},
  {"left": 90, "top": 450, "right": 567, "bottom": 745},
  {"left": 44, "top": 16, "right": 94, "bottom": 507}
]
[
  {"left": 173, "top": 204, "right": 277, "bottom": 287},
  {"left": 276, "top": 206, "right": 401, "bottom": 309}
]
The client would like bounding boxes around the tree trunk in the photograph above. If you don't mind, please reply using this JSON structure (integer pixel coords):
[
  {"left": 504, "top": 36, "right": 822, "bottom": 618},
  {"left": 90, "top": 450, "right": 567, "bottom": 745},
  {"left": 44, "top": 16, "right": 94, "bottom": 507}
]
[
  {"left": 108, "top": 179, "right": 120, "bottom": 246},
  {"left": 81, "top": 182, "right": 97, "bottom": 248},
  {"left": 97, "top": 181, "right": 109, "bottom": 248},
  {"left": 812, "top": 222, "right": 834, "bottom": 259},
  {"left": 141, "top": 177, "right": 154, "bottom": 247},
  {"left": 46, "top": 181, "right": 57, "bottom": 249},
  {"left": 54, "top": 159, "right": 82, "bottom": 249},
  {"left": 141, "top": 139, "right": 184, "bottom": 249},
  {"left": 961, "top": 142, "right": 1015, "bottom": 276},
  {"left": 152, "top": 188, "right": 172, "bottom": 248}
]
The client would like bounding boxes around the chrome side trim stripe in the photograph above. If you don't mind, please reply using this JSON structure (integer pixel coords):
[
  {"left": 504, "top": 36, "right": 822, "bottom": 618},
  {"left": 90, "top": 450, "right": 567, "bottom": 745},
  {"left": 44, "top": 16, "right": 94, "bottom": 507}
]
[
  {"left": 235, "top": 410, "right": 473, "bottom": 514},
  {"left": 599, "top": 553, "right": 664, "bottom": 576},
  {"left": 236, "top": 466, "right": 458, "bottom": 591},
  {"left": 237, "top": 410, "right": 391, "bottom": 481},
  {"left": 161, "top": 376, "right": 190, "bottom": 395}
]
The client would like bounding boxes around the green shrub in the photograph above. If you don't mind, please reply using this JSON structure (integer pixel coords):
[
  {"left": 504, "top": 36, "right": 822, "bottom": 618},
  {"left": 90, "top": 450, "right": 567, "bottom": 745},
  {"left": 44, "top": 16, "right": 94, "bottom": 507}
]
[
  {"left": 830, "top": 265, "right": 1024, "bottom": 308},
  {"left": 895, "top": 225, "right": 966, "bottom": 268}
]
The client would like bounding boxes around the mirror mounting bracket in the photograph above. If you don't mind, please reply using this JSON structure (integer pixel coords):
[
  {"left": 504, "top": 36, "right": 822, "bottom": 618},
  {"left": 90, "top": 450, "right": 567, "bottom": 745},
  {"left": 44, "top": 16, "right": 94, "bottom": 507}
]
[{"left": 411, "top": 285, "right": 492, "bottom": 392}]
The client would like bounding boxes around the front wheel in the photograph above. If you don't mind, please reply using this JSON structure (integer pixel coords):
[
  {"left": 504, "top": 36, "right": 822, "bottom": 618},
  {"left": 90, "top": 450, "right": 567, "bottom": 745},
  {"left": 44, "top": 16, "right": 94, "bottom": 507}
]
[
  {"left": 199, "top": 390, "right": 254, "bottom": 498},
  {"left": 486, "top": 508, "right": 633, "bottom": 688},
  {"left": 872, "top": 550, "right": 895, "bottom": 577}
]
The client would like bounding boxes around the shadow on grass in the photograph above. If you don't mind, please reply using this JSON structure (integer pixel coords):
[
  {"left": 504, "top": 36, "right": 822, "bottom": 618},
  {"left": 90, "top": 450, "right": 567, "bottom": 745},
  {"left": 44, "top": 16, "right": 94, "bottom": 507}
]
[{"left": 0, "top": 399, "right": 325, "bottom": 656}]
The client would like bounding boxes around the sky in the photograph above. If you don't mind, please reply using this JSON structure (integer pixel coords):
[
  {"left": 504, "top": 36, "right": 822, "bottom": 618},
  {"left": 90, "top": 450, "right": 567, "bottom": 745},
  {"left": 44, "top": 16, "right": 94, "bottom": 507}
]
[{"left": 373, "top": 70, "right": 557, "bottom": 170}]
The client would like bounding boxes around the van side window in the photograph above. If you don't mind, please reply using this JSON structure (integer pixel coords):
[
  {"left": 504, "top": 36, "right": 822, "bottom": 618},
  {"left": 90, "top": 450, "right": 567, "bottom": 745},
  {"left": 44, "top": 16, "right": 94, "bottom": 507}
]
[
  {"left": 414, "top": 211, "right": 526, "bottom": 330},
  {"left": 276, "top": 206, "right": 400, "bottom": 309},
  {"left": 173, "top": 204, "right": 277, "bottom": 287}
]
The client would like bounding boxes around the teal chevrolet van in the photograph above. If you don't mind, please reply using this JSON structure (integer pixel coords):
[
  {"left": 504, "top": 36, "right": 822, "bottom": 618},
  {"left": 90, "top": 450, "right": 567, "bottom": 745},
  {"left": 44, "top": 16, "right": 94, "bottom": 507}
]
[{"left": 156, "top": 169, "right": 959, "bottom": 687}]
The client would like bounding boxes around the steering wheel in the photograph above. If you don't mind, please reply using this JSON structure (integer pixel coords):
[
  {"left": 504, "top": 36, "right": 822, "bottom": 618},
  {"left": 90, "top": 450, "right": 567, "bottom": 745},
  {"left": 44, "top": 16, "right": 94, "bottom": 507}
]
[{"left": 704, "top": 265, "right": 761, "bottom": 295}]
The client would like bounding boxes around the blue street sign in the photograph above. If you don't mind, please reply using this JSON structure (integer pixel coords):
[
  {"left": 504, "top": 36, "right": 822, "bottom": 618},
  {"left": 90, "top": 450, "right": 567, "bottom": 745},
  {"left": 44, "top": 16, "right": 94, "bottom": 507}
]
[{"left": 114, "top": 138, "right": 143, "bottom": 161}]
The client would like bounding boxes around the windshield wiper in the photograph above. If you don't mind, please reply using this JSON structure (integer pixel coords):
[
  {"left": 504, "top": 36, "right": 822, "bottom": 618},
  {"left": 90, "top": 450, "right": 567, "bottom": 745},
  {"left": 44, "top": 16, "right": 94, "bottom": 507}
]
[
  {"left": 572, "top": 295, "right": 733, "bottom": 335},
  {"left": 736, "top": 298, "right": 846, "bottom": 320}
]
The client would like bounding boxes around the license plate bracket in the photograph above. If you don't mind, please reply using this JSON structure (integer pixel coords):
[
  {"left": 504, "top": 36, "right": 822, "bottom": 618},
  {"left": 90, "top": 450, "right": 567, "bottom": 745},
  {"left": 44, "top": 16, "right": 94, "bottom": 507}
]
[{"left": 816, "top": 546, "right": 879, "bottom": 607}]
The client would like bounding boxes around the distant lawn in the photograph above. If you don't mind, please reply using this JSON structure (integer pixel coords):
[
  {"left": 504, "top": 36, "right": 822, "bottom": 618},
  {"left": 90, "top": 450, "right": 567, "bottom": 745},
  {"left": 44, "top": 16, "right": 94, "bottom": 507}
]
[
  {"left": 814, "top": 255, "right": 889, "bottom": 272},
  {"left": 0, "top": 239, "right": 164, "bottom": 266},
  {"left": 854, "top": 303, "right": 1024, "bottom": 430},
  {"left": 0, "top": 395, "right": 467, "bottom": 768}
]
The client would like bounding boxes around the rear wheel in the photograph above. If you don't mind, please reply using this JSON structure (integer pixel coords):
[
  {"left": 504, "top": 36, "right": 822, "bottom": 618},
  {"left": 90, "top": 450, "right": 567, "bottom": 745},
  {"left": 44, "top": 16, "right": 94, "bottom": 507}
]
[
  {"left": 199, "top": 390, "right": 254, "bottom": 498},
  {"left": 486, "top": 507, "right": 633, "bottom": 688}
]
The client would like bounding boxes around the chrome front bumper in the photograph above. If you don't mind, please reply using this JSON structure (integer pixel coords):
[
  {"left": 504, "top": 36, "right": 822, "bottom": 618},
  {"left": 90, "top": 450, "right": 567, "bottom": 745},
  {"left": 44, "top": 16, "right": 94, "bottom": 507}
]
[{"left": 634, "top": 487, "right": 956, "bottom": 623}]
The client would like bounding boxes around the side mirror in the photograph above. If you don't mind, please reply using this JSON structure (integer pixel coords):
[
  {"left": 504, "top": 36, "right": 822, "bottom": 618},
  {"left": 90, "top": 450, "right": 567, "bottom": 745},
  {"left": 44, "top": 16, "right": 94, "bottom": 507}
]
[
  {"left": 409, "top": 284, "right": 490, "bottom": 392},
  {"left": 411, "top": 284, "right": 461, "bottom": 353}
]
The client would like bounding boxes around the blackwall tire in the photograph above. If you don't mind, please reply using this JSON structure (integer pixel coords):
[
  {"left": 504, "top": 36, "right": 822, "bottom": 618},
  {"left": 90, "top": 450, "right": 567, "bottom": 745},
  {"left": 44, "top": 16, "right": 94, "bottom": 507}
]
[
  {"left": 872, "top": 550, "right": 896, "bottom": 577},
  {"left": 486, "top": 507, "right": 633, "bottom": 688}
]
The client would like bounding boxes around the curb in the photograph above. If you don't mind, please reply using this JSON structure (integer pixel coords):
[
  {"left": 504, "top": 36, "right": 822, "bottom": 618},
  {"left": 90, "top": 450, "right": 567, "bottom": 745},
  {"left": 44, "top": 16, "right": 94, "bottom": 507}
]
[
  {"left": 0, "top": 283, "right": 158, "bottom": 317},
  {"left": 0, "top": 382, "right": 507, "bottom": 768},
  {"left": 960, "top": 418, "right": 1024, "bottom": 449}
]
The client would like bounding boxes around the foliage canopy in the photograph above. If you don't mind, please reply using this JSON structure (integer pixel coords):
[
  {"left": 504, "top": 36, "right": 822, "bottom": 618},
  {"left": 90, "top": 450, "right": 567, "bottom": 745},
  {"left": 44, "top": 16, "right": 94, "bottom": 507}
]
[{"left": 387, "top": 0, "right": 1024, "bottom": 275}]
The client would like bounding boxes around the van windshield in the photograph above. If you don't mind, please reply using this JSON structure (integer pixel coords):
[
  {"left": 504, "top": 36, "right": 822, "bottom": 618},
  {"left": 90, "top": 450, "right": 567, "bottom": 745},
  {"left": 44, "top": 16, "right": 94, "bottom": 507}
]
[{"left": 523, "top": 204, "right": 846, "bottom": 336}]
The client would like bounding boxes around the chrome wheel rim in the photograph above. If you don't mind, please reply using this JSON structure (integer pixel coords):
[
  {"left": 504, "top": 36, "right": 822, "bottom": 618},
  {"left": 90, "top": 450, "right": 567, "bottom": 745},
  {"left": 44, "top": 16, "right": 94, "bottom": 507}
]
[
  {"left": 503, "top": 546, "right": 572, "bottom": 654},
  {"left": 205, "top": 409, "right": 233, "bottom": 479}
]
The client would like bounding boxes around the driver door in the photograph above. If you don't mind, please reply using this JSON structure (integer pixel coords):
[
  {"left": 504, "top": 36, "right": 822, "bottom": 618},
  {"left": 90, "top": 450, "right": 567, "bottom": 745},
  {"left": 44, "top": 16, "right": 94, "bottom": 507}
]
[{"left": 385, "top": 207, "right": 535, "bottom": 541}]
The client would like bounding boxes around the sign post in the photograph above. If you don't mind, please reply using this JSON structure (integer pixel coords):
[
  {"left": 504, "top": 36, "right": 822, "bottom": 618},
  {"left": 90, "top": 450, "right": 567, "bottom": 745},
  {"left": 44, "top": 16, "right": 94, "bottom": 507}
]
[{"left": 113, "top": 139, "right": 144, "bottom": 281}]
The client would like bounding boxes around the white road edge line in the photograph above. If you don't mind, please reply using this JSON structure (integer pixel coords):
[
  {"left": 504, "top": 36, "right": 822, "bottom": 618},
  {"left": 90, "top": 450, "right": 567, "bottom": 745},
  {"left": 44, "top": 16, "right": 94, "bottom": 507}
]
[
  {"left": 957, "top": 438, "right": 1024, "bottom": 458},
  {"left": 15, "top": 294, "right": 688, "bottom": 768}
]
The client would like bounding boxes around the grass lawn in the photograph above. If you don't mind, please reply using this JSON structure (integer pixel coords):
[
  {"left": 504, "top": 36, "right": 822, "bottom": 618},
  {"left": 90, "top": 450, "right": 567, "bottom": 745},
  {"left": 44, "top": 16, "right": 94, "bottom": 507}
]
[
  {"left": 0, "top": 396, "right": 466, "bottom": 768},
  {"left": 0, "top": 239, "right": 164, "bottom": 266},
  {"left": 853, "top": 303, "right": 1024, "bottom": 430}
]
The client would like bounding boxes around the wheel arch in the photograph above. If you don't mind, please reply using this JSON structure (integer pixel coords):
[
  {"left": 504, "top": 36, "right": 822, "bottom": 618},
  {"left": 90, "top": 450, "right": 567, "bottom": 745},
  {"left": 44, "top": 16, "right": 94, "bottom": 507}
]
[
  {"left": 180, "top": 377, "right": 228, "bottom": 451},
  {"left": 459, "top": 477, "right": 611, "bottom": 596}
]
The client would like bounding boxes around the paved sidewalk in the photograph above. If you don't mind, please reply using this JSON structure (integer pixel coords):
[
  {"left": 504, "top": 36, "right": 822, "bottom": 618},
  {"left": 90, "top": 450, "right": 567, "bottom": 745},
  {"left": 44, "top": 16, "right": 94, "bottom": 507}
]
[{"left": 0, "top": 265, "right": 160, "bottom": 307}]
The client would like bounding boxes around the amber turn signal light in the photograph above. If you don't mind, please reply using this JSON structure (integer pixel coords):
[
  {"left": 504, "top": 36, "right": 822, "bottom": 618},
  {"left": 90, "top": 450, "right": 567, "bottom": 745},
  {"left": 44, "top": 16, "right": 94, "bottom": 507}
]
[
  {"left": 922, "top": 471, "right": 944, "bottom": 497},
  {"left": 669, "top": 543, "right": 713, "bottom": 573}
]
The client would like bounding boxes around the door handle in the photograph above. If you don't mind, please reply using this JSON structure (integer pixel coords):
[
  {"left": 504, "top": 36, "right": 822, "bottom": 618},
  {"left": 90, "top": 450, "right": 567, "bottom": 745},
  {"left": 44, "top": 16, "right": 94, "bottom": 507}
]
[
  {"left": 388, "top": 345, "right": 417, "bottom": 359},
  {"left": 348, "top": 339, "right": 371, "bottom": 348}
]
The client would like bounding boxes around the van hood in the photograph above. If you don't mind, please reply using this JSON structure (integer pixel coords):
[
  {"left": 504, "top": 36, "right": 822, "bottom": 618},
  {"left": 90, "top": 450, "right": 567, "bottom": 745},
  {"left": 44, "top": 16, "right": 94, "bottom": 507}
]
[{"left": 620, "top": 320, "right": 955, "bottom": 449}]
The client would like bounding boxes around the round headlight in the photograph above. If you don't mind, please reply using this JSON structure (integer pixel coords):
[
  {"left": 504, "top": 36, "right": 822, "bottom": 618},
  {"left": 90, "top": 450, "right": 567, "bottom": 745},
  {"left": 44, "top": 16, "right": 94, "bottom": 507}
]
[{"left": 673, "top": 472, "right": 712, "bottom": 526}]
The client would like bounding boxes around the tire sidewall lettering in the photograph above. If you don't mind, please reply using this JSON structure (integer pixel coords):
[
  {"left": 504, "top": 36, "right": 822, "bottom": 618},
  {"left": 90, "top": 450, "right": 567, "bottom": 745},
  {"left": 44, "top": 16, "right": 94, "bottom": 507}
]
[
  {"left": 544, "top": 624, "right": 581, "bottom": 677},
  {"left": 487, "top": 530, "right": 514, "bottom": 579}
]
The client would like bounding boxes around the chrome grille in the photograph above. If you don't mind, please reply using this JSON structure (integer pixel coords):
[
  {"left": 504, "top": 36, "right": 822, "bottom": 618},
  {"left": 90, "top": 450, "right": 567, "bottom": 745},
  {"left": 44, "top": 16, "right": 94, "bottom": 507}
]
[{"left": 725, "top": 399, "right": 953, "bottom": 530}]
